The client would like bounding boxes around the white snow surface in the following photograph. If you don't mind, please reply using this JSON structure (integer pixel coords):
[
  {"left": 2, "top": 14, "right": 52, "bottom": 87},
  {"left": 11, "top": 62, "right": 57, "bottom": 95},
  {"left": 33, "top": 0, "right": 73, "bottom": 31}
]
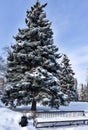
[
  {"left": 0, "top": 106, "right": 36, "bottom": 130},
  {"left": 0, "top": 101, "right": 88, "bottom": 130},
  {"left": 36, "top": 116, "right": 88, "bottom": 122}
]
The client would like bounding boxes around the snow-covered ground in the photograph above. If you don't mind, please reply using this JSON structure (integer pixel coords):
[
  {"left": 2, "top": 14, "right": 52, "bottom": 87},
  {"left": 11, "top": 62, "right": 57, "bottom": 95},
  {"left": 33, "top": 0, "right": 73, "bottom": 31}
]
[
  {"left": 0, "top": 101, "right": 88, "bottom": 130},
  {"left": 0, "top": 107, "right": 36, "bottom": 130},
  {"left": 59, "top": 101, "right": 88, "bottom": 111},
  {"left": 39, "top": 125, "right": 88, "bottom": 130}
]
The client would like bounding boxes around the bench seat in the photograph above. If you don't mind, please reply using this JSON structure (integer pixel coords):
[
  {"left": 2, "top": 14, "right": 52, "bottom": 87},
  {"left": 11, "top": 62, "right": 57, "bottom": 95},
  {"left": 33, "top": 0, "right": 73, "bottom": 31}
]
[
  {"left": 33, "top": 111, "right": 88, "bottom": 128},
  {"left": 34, "top": 117, "right": 88, "bottom": 128},
  {"left": 35, "top": 116, "right": 88, "bottom": 122}
]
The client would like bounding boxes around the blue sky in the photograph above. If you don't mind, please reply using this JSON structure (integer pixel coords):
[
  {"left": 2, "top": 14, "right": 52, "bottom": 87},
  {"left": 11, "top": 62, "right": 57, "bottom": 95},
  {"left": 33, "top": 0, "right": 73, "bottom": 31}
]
[{"left": 0, "top": 0, "right": 88, "bottom": 85}]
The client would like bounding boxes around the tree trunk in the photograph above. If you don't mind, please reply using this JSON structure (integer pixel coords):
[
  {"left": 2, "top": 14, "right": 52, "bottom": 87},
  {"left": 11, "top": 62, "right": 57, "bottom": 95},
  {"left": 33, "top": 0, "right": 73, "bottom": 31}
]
[{"left": 31, "top": 99, "right": 36, "bottom": 111}]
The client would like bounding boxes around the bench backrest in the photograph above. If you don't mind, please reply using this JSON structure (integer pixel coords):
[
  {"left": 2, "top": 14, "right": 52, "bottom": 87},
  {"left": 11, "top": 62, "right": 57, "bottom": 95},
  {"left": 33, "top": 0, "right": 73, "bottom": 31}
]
[{"left": 35, "top": 111, "right": 85, "bottom": 118}]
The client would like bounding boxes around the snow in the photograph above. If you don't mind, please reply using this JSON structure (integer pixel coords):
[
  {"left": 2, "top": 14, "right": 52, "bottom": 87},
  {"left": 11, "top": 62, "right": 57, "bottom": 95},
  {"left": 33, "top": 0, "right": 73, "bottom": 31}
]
[
  {"left": 39, "top": 126, "right": 88, "bottom": 130},
  {"left": 36, "top": 116, "right": 88, "bottom": 122},
  {"left": 59, "top": 102, "right": 88, "bottom": 111},
  {"left": 17, "top": 42, "right": 24, "bottom": 46},
  {"left": 0, "top": 101, "right": 88, "bottom": 130},
  {"left": 0, "top": 106, "right": 36, "bottom": 130}
]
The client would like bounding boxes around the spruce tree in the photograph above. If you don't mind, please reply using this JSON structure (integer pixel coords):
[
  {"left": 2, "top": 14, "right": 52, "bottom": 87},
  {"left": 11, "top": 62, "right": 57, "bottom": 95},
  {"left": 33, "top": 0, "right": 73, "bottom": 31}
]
[
  {"left": 59, "top": 54, "right": 78, "bottom": 102},
  {"left": 1, "top": 1, "right": 67, "bottom": 110}
]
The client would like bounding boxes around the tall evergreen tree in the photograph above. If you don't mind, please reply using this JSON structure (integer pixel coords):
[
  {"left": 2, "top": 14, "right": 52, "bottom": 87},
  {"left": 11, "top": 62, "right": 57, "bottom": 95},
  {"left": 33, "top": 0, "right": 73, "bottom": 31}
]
[
  {"left": 1, "top": 1, "right": 67, "bottom": 110},
  {"left": 59, "top": 54, "right": 78, "bottom": 102}
]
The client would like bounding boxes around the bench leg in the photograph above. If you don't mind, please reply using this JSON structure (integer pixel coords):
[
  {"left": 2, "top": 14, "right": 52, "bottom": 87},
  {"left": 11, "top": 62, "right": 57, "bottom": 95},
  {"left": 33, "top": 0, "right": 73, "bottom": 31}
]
[
  {"left": 83, "top": 121, "right": 85, "bottom": 125},
  {"left": 33, "top": 121, "right": 37, "bottom": 128}
]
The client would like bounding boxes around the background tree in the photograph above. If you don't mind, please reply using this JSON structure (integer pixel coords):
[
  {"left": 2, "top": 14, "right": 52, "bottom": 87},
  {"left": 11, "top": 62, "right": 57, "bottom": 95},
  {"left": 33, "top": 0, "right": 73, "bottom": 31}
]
[
  {"left": 0, "top": 53, "right": 7, "bottom": 95},
  {"left": 0, "top": 55, "right": 6, "bottom": 76},
  {"left": 79, "top": 83, "right": 88, "bottom": 101},
  {"left": 1, "top": 1, "right": 67, "bottom": 110},
  {"left": 59, "top": 54, "right": 78, "bottom": 102}
]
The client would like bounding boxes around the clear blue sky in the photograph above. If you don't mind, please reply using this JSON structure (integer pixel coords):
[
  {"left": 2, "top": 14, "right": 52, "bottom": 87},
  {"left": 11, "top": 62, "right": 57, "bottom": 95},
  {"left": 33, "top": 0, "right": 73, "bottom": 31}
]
[{"left": 0, "top": 0, "right": 88, "bottom": 85}]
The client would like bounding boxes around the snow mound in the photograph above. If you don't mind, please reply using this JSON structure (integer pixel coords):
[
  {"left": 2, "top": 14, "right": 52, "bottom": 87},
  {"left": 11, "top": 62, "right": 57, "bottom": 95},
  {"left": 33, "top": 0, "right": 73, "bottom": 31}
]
[{"left": 0, "top": 107, "right": 36, "bottom": 130}]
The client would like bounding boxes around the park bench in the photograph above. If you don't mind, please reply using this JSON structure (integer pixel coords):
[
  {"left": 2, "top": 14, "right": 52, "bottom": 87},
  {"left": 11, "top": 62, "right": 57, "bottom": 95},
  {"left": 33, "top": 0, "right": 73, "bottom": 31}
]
[{"left": 33, "top": 110, "right": 88, "bottom": 128}]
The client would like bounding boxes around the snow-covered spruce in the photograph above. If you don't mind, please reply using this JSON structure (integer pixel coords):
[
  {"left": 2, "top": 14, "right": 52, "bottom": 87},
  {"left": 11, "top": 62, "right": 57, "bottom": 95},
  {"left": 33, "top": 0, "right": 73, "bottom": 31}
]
[
  {"left": 59, "top": 54, "right": 78, "bottom": 102},
  {"left": 1, "top": 1, "right": 68, "bottom": 110}
]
